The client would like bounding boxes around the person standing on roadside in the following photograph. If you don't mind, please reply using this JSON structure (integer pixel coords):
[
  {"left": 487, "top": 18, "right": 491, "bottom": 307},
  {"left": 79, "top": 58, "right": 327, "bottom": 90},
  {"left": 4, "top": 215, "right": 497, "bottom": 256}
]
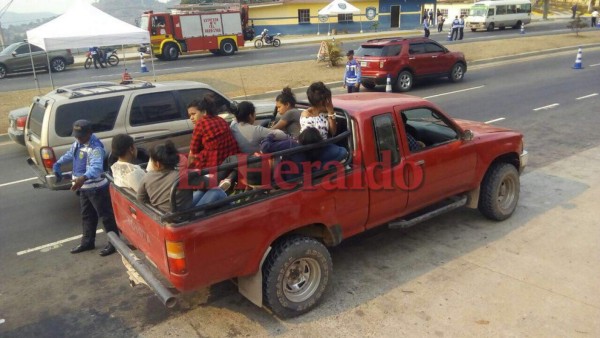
[
  {"left": 343, "top": 50, "right": 361, "bottom": 93},
  {"left": 571, "top": 3, "right": 577, "bottom": 18},
  {"left": 458, "top": 15, "right": 465, "bottom": 40},
  {"left": 52, "top": 120, "right": 118, "bottom": 256},
  {"left": 423, "top": 16, "right": 431, "bottom": 37},
  {"left": 437, "top": 12, "right": 445, "bottom": 32},
  {"left": 451, "top": 16, "right": 460, "bottom": 40},
  {"left": 591, "top": 8, "right": 598, "bottom": 27},
  {"left": 88, "top": 46, "right": 106, "bottom": 69}
]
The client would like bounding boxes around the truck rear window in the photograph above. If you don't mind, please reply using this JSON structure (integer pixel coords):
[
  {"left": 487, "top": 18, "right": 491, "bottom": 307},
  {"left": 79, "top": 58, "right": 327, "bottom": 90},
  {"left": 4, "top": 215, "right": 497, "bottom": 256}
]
[
  {"left": 55, "top": 96, "right": 123, "bottom": 137},
  {"left": 28, "top": 102, "right": 46, "bottom": 138},
  {"left": 356, "top": 45, "right": 402, "bottom": 57}
]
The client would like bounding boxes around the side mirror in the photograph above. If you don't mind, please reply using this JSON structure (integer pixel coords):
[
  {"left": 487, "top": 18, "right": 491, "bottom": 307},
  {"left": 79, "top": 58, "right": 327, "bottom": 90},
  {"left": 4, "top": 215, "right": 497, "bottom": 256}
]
[
  {"left": 462, "top": 130, "right": 474, "bottom": 141},
  {"left": 12, "top": 51, "right": 17, "bottom": 57}
]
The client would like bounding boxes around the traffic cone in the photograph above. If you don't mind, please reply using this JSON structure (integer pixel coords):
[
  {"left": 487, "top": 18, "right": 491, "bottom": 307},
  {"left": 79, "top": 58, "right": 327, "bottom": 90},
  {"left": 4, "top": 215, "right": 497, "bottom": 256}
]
[
  {"left": 385, "top": 74, "right": 392, "bottom": 93},
  {"left": 447, "top": 28, "right": 452, "bottom": 41},
  {"left": 572, "top": 47, "right": 583, "bottom": 69},
  {"left": 121, "top": 69, "right": 133, "bottom": 84},
  {"left": 520, "top": 23, "right": 525, "bottom": 34},
  {"left": 140, "top": 52, "right": 149, "bottom": 73}
]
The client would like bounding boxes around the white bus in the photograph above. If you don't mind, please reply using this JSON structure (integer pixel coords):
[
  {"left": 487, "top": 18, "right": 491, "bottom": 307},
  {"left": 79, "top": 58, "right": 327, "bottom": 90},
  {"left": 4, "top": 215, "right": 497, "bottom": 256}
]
[{"left": 468, "top": 0, "right": 532, "bottom": 32}]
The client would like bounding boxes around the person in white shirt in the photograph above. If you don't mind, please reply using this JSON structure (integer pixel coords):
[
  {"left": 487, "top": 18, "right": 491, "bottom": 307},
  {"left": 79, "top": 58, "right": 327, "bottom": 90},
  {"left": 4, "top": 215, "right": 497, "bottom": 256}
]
[
  {"left": 591, "top": 9, "right": 598, "bottom": 27},
  {"left": 110, "top": 134, "right": 146, "bottom": 193}
]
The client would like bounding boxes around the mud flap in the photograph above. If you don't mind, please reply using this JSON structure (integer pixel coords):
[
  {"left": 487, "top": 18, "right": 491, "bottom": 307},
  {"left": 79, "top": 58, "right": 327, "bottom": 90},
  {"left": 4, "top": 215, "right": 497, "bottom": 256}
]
[{"left": 238, "top": 247, "right": 271, "bottom": 307}]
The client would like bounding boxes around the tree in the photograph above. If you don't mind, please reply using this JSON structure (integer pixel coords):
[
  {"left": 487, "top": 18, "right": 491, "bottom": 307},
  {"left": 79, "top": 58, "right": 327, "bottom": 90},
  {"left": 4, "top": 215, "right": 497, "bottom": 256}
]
[{"left": 567, "top": 15, "right": 588, "bottom": 36}]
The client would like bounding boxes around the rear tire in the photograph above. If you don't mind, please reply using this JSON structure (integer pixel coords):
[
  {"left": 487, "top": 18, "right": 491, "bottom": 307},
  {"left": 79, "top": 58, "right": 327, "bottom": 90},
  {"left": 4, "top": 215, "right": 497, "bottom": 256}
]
[
  {"left": 263, "top": 236, "right": 332, "bottom": 318},
  {"left": 449, "top": 63, "right": 465, "bottom": 82},
  {"left": 84, "top": 57, "right": 93, "bottom": 69},
  {"left": 513, "top": 20, "right": 522, "bottom": 29},
  {"left": 471, "top": 28, "right": 477, "bottom": 32},
  {"left": 220, "top": 39, "right": 236, "bottom": 55},
  {"left": 394, "top": 70, "right": 413, "bottom": 92},
  {"left": 478, "top": 163, "right": 520, "bottom": 221},
  {"left": 273, "top": 38, "right": 281, "bottom": 47},
  {"left": 0, "top": 64, "right": 6, "bottom": 79},
  {"left": 487, "top": 22, "right": 495, "bottom": 31},
  {"left": 107, "top": 55, "right": 119, "bottom": 66}
]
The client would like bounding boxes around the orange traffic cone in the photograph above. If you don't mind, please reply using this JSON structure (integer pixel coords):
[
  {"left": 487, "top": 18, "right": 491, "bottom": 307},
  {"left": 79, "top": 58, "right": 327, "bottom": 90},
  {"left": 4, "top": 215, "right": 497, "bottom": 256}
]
[{"left": 121, "top": 69, "right": 133, "bottom": 84}]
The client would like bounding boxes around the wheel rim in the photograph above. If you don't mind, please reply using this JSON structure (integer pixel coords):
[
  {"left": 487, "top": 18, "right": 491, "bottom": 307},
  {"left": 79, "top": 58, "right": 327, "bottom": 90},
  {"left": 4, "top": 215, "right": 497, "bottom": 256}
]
[
  {"left": 398, "top": 73, "right": 411, "bottom": 90},
  {"left": 453, "top": 65, "right": 463, "bottom": 80},
  {"left": 168, "top": 46, "right": 177, "bottom": 59},
  {"left": 223, "top": 42, "right": 234, "bottom": 54},
  {"left": 282, "top": 257, "right": 321, "bottom": 303},
  {"left": 52, "top": 60, "right": 65, "bottom": 71},
  {"left": 497, "top": 174, "right": 517, "bottom": 212}
]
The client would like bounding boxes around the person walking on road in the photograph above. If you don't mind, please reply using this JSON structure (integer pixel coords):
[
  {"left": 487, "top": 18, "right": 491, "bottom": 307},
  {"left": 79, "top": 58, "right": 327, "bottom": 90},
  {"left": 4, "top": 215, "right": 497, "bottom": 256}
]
[
  {"left": 451, "top": 16, "right": 460, "bottom": 40},
  {"left": 571, "top": 4, "right": 578, "bottom": 19},
  {"left": 458, "top": 15, "right": 465, "bottom": 40},
  {"left": 343, "top": 50, "right": 361, "bottom": 93},
  {"left": 423, "top": 16, "right": 431, "bottom": 38},
  {"left": 53, "top": 120, "right": 118, "bottom": 256},
  {"left": 591, "top": 8, "right": 598, "bottom": 27}
]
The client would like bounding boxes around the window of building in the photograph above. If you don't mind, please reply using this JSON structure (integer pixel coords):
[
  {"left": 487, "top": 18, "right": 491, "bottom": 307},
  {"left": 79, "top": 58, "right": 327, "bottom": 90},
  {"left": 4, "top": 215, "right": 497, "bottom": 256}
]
[
  {"left": 338, "top": 13, "right": 353, "bottom": 23},
  {"left": 298, "top": 9, "right": 310, "bottom": 24},
  {"left": 460, "top": 8, "right": 470, "bottom": 16}
]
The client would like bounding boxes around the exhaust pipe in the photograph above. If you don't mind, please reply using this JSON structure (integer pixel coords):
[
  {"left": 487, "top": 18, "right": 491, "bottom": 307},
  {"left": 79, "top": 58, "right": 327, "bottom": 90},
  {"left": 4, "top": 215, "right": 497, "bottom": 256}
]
[{"left": 107, "top": 231, "right": 177, "bottom": 308}]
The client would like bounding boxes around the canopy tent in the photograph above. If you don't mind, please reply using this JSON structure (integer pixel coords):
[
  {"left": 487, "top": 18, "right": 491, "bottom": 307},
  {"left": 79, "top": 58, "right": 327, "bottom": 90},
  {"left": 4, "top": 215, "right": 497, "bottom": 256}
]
[
  {"left": 26, "top": 1, "right": 153, "bottom": 89},
  {"left": 318, "top": 0, "right": 362, "bottom": 34}
]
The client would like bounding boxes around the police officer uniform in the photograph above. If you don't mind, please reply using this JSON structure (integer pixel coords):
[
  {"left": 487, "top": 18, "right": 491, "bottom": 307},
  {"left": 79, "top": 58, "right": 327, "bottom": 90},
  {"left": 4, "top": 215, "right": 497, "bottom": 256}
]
[
  {"left": 53, "top": 120, "right": 118, "bottom": 256},
  {"left": 451, "top": 16, "right": 460, "bottom": 41},
  {"left": 458, "top": 15, "right": 465, "bottom": 40},
  {"left": 343, "top": 50, "right": 361, "bottom": 93}
]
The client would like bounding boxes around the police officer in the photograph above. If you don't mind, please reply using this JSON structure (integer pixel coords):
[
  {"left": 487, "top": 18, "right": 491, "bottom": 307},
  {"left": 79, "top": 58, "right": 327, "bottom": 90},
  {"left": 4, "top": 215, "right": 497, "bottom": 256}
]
[
  {"left": 53, "top": 120, "right": 118, "bottom": 256},
  {"left": 458, "top": 15, "right": 465, "bottom": 40},
  {"left": 343, "top": 50, "right": 361, "bottom": 93},
  {"left": 451, "top": 16, "right": 460, "bottom": 41}
]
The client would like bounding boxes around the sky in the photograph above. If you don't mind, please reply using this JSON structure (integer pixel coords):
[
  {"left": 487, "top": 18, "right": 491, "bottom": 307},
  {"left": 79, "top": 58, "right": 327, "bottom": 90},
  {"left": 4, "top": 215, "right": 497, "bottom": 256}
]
[{"left": 4, "top": 0, "right": 169, "bottom": 14}]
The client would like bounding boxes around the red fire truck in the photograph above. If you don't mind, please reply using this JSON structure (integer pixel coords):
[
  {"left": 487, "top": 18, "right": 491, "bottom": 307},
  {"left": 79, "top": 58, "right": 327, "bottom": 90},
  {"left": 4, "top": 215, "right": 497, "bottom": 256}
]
[{"left": 140, "top": 4, "right": 255, "bottom": 60}]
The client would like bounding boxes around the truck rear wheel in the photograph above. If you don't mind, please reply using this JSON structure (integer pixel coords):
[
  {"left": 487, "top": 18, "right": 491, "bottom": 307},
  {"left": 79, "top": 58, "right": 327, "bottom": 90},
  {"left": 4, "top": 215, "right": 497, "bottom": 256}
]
[
  {"left": 478, "top": 163, "right": 520, "bottom": 221},
  {"left": 262, "top": 236, "right": 332, "bottom": 318},
  {"left": 219, "top": 39, "right": 236, "bottom": 56}
]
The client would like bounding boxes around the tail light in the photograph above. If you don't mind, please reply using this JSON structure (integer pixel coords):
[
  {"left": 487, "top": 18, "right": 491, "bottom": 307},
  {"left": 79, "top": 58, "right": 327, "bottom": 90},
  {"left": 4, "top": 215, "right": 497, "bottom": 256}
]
[
  {"left": 16, "top": 116, "right": 26, "bottom": 130},
  {"left": 166, "top": 240, "right": 187, "bottom": 274},
  {"left": 40, "top": 147, "right": 57, "bottom": 170},
  {"left": 66, "top": 49, "right": 72, "bottom": 55}
]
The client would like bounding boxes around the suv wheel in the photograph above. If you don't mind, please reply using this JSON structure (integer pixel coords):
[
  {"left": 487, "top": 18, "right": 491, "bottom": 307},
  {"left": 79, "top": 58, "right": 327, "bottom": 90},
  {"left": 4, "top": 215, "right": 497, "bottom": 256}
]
[
  {"left": 449, "top": 63, "right": 465, "bottom": 82},
  {"left": 50, "top": 58, "right": 67, "bottom": 72},
  {"left": 394, "top": 71, "right": 413, "bottom": 92},
  {"left": 0, "top": 64, "right": 7, "bottom": 79}
]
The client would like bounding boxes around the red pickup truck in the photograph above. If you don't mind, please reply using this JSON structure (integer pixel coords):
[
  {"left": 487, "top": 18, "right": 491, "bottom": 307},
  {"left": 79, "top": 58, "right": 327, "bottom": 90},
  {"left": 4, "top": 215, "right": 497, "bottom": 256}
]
[{"left": 108, "top": 92, "right": 527, "bottom": 318}]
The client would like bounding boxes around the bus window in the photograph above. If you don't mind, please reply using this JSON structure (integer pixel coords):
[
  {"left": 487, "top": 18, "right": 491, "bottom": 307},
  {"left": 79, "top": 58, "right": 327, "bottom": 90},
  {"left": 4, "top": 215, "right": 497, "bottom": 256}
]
[{"left": 497, "top": 5, "right": 507, "bottom": 15}]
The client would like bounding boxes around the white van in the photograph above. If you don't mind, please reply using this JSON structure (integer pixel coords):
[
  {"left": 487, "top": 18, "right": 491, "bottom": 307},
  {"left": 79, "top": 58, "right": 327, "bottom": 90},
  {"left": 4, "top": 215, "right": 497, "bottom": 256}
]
[{"left": 468, "top": 0, "right": 532, "bottom": 31}]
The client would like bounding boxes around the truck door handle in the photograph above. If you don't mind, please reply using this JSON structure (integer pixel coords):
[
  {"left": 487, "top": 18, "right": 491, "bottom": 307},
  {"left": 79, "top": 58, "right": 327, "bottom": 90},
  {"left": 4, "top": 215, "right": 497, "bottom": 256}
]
[
  {"left": 432, "top": 55, "right": 438, "bottom": 58},
  {"left": 409, "top": 57, "right": 416, "bottom": 60},
  {"left": 415, "top": 160, "right": 425, "bottom": 166}
]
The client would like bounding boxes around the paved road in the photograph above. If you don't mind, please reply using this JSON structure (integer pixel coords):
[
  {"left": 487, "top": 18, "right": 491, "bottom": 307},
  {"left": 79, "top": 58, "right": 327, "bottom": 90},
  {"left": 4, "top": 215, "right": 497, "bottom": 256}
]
[
  {"left": 0, "top": 48, "right": 599, "bottom": 336},
  {"left": 0, "top": 19, "right": 579, "bottom": 92}
]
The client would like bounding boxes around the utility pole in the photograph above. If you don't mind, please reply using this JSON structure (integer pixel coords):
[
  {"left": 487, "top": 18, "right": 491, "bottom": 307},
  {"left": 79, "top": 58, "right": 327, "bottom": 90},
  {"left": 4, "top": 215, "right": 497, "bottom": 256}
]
[
  {"left": 543, "top": 0, "right": 548, "bottom": 20},
  {"left": 0, "top": 21, "right": 5, "bottom": 49}
]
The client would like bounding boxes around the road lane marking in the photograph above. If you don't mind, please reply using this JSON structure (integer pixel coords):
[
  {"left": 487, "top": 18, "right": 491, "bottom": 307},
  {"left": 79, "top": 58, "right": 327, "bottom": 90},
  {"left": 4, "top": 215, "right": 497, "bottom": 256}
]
[
  {"left": 17, "top": 230, "right": 104, "bottom": 256},
  {"left": 423, "top": 85, "right": 485, "bottom": 99},
  {"left": 533, "top": 103, "right": 559, "bottom": 111},
  {"left": 576, "top": 93, "right": 598, "bottom": 100},
  {"left": 589, "top": 63, "right": 600, "bottom": 67},
  {"left": 0, "top": 177, "right": 37, "bottom": 188},
  {"left": 485, "top": 117, "right": 505, "bottom": 124}
]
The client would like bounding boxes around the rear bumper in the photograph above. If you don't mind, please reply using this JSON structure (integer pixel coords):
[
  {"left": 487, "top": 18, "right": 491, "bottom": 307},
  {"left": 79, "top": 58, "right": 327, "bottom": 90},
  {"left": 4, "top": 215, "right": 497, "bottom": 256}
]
[
  {"left": 108, "top": 231, "right": 177, "bottom": 308},
  {"left": 361, "top": 74, "right": 389, "bottom": 86},
  {"left": 26, "top": 157, "right": 72, "bottom": 190}
]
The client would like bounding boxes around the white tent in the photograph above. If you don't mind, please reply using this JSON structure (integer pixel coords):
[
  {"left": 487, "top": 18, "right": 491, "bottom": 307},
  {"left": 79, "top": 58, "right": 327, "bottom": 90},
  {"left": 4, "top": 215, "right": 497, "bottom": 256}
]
[
  {"left": 318, "top": 0, "right": 362, "bottom": 34},
  {"left": 26, "top": 2, "right": 152, "bottom": 89},
  {"left": 26, "top": 2, "right": 149, "bottom": 50}
]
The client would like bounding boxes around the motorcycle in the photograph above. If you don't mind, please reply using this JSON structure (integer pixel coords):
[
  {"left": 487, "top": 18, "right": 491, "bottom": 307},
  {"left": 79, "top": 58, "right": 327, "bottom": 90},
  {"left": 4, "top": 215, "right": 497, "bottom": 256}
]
[
  {"left": 84, "top": 48, "right": 120, "bottom": 69},
  {"left": 254, "top": 29, "right": 281, "bottom": 49}
]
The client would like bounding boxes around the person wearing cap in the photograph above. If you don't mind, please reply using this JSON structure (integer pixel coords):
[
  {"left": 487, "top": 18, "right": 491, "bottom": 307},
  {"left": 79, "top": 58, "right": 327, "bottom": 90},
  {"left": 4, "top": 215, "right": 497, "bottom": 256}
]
[
  {"left": 52, "top": 120, "right": 118, "bottom": 256},
  {"left": 343, "top": 50, "right": 361, "bottom": 93}
]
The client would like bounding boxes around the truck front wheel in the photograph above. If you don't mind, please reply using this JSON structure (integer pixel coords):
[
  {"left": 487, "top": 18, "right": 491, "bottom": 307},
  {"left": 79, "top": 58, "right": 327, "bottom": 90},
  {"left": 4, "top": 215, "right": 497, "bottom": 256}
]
[
  {"left": 262, "top": 236, "right": 332, "bottom": 318},
  {"left": 163, "top": 43, "right": 179, "bottom": 61},
  {"left": 478, "top": 163, "right": 520, "bottom": 221}
]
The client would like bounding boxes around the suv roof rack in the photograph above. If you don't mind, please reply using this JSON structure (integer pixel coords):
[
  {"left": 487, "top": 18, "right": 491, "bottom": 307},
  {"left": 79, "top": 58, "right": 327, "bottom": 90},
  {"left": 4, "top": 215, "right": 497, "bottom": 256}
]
[
  {"left": 365, "top": 37, "right": 405, "bottom": 43},
  {"left": 55, "top": 81, "right": 155, "bottom": 99}
]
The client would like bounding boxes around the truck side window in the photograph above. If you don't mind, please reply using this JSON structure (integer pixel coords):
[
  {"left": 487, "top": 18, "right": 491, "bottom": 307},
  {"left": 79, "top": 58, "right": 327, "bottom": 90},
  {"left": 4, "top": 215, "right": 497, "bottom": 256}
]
[
  {"left": 177, "top": 88, "right": 231, "bottom": 115},
  {"left": 372, "top": 113, "right": 400, "bottom": 165},
  {"left": 130, "top": 92, "right": 183, "bottom": 126}
]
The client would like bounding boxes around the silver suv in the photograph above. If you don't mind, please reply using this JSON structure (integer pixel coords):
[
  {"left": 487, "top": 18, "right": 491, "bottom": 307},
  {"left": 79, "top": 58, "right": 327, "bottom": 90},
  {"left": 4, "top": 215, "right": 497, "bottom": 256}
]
[{"left": 24, "top": 80, "right": 250, "bottom": 190}]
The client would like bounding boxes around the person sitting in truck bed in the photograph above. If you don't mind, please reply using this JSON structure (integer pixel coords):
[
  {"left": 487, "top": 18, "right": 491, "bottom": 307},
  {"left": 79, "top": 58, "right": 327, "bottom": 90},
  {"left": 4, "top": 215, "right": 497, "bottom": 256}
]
[
  {"left": 110, "top": 134, "right": 146, "bottom": 193},
  {"left": 231, "top": 101, "right": 288, "bottom": 154},
  {"left": 137, "top": 140, "right": 226, "bottom": 213},
  {"left": 187, "top": 95, "right": 239, "bottom": 189},
  {"left": 270, "top": 87, "right": 301, "bottom": 138},
  {"left": 298, "top": 127, "right": 347, "bottom": 172}
]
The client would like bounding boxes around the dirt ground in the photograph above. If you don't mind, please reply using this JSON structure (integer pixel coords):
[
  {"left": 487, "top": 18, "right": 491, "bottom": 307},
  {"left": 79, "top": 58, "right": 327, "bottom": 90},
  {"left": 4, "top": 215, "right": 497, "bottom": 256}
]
[{"left": 2, "top": 31, "right": 599, "bottom": 132}]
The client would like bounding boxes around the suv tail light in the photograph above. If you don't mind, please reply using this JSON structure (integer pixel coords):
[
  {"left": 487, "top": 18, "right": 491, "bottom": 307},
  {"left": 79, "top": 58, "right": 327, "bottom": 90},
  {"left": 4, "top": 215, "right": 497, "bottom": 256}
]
[
  {"left": 16, "top": 116, "right": 27, "bottom": 130},
  {"left": 66, "top": 49, "right": 72, "bottom": 55},
  {"left": 40, "top": 147, "right": 57, "bottom": 169},
  {"left": 166, "top": 240, "right": 187, "bottom": 274}
]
